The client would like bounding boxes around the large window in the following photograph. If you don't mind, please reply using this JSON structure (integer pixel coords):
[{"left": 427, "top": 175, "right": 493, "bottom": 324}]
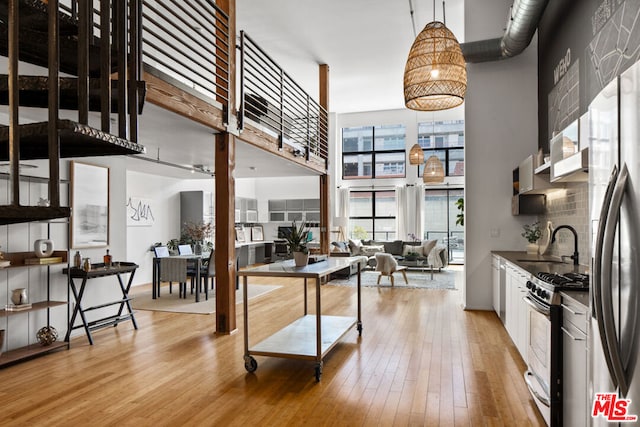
[
  {"left": 423, "top": 188, "right": 464, "bottom": 263},
  {"left": 349, "top": 191, "right": 396, "bottom": 240},
  {"left": 342, "top": 125, "right": 406, "bottom": 179},
  {"left": 417, "top": 120, "right": 464, "bottom": 177}
]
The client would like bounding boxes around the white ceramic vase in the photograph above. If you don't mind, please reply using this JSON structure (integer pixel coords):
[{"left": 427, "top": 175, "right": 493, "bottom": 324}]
[
  {"left": 34, "top": 239, "right": 54, "bottom": 258},
  {"left": 526, "top": 243, "right": 539, "bottom": 255},
  {"left": 11, "top": 288, "right": 28, "bottom": 305},
  {"left": 293, "top": 251, "right": 309, "bottom": 267}
]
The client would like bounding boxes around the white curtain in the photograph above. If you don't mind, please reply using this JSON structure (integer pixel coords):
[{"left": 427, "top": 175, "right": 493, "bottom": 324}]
[
  {"left": 411, "top": 183, "right": 425, "bottom": 240},
  {"left": 336, "top": 188, "right": 350, "bottom": 241},
  {"left": 395, "top": 185, "right": 408, "bottom": 240}
]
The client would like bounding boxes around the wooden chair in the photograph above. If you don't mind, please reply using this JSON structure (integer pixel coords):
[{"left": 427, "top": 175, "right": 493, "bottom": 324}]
[{"left": 375, "top": 253, "right": 408, "bottom": 286}]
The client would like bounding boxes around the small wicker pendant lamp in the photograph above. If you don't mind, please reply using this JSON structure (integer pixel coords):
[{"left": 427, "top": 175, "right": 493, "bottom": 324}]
[
  {"left": 408, "top": 143, "right": 424, "bottom": 165},
  {"left": 423, "top": 154, "right": 445, "bottom": 184},
  {"left": 404, "top": 1, "right": 466, "bottom": 111}
]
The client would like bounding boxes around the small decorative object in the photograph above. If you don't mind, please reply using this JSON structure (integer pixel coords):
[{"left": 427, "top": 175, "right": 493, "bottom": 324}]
[
  {"left": 34, "top": 238, "right": 54, "bottom": 258},
  {"left": 11, "top": 288, "right": 28, "bottom": 305},
  {"left": 36, "top": 326, "right": 58, "bottom": 346},
  {"left": 103, "top": 249, "right": 112, "bottom": 267},
  {"left": 74, "top": 251, "right": 82, "bottom": 268},
  {"left": 37, "top": 197, "right": 50, "bottom": 207},
  {"left": 522, "top": 221, "right": 542, "bottom": 254},
  {"left": 83, "top": 258, "right": 92, "bottom": 272},
  {"left": 0, "top": 245, "right": 9, "bottom": 268},
  {"left": 283, "top": 220, "right": 309, "bottom": 267}
]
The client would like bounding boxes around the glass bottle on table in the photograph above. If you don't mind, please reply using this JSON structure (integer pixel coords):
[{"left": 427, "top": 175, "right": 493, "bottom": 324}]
[{"left": 103, "top": 249, "right": 112, "bottom": 267}]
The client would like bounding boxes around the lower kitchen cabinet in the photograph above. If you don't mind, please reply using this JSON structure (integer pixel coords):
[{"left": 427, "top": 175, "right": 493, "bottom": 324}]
[
  {"left": 504, "top": 261, "right": 530, "bottom": 364},
  {"left": 561, "top": 294, "right": 588, "bottom": 427}
]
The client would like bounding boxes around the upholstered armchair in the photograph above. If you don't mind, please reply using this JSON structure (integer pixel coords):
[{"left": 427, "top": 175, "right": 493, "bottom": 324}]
[{"left": 375, "top": 253, "right": 408, "bottom": 286}]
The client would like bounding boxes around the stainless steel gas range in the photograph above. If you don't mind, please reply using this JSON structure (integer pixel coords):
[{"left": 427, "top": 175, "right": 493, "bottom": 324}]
[{"left": 524, "top": 271, "right": 589, "bottom": 426}]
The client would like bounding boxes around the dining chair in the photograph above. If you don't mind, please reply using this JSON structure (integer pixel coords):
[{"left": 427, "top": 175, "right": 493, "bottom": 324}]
[
  {"left": 375, "top": 253, "right": 408, "bottom": 286},
  {"left": 153, "top": 245, "right": 180, "bottom": 296},
  {"left": 159, "top": 256, "right": 188, "bottom": 298}
]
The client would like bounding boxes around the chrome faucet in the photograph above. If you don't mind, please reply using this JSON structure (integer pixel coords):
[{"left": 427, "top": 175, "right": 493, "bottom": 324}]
[{"left": 551, "top": 225, "right": 579, "bottom": 266}]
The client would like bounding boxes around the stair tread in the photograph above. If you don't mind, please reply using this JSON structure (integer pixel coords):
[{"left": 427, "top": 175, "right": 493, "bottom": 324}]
[
  {"left": 0, "top": 120, "right": 146, "bottom": 160},
  {"left": 0, "top": 75, "right": 146, "bottom": 114},
  {"left": 0, "top": 206, "right": 70, "bottom": 225}
]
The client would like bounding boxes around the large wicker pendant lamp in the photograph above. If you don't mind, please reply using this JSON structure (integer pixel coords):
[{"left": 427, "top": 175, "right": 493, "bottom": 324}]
[
  {"left": 423, "top": 154, "right": 445, "bottom": 183},
  {"left": 404, "top": 1, "right": 466, "bottom": 111}
]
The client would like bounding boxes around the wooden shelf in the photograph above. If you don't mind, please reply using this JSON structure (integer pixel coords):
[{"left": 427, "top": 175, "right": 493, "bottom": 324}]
[
  {"left": 0, "top": 120, "right": 146, "bottom": 161},
  {"left": 0, "top": 341, "right": 69, "bottom": 368},
  {"left": 0, "top": 300, "right": 67, "bottom": 317},
  {"left": 2, "top": 251, "right": 68, "bottom": 268}
]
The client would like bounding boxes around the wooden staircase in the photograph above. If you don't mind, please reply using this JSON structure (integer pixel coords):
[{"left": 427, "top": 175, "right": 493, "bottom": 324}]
[{"left": 0, "top": 0, "right": 146, "bottom": 224}]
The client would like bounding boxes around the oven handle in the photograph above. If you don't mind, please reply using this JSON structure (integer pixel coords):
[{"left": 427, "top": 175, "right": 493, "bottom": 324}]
[
  {"left": 601, "top": 163, "right": 629, "bottom": 396},
  {"left": 524, "top": 371, "right": 550, "bottom": 407},
  {"left": 523, "top": 295, "right": 550, "bottom": 317}
]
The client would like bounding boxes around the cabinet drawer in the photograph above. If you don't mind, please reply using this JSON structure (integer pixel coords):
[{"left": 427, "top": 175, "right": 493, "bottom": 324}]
[{"left": 561, "top": 298, "right": 588, "bottom": 334}]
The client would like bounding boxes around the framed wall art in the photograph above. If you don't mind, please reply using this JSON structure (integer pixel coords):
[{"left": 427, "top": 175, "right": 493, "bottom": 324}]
[
  {"left": 71, "top": 161, "right": 110, "bottom": 248},
  {"left": 251, "top": 225, "right": 264, "bottom": 241}
]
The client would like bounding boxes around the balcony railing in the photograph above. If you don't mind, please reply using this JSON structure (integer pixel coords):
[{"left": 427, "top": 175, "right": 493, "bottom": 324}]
[{"left": 239, "top": 31, "right": 328, "bottom": 168}]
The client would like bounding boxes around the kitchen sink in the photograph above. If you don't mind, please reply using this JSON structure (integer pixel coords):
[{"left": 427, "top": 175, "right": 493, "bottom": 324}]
[{"left": 516, "top": 259, "right": 564, "bottom": 263}]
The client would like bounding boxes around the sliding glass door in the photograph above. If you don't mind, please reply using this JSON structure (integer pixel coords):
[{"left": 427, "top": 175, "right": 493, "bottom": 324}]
[{"left": 424, "top": 189, "right": 464, "bottom": 263}]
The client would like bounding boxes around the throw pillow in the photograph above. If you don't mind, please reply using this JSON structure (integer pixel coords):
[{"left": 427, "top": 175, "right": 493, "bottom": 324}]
[
  {"left": 421, "top": 239, "right": 438, "bottom": 257},
  {"left": 348, "top": 239, "right": 362, "bottom": 255},
  {"left": 331, "top": 242, "right": 348, "bottom": 253},
  {"left": 360, "top": 245, "right": 385, "bottom": 256},
  {"left": 402, "top": 244, "right": 422, "bottom": 257}
]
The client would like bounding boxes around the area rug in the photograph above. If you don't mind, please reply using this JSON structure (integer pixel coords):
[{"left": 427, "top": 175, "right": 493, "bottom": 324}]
[
  {"left": 131, "top": 284, "right": 282, "bottom": 315},
  {"left": 327, "top": 269, "right": 457, "bottom": 290}
]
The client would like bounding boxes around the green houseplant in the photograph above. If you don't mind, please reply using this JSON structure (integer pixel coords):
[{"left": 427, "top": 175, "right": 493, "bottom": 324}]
[
  {"left": 522, "top": 221, "right": 541, "bottom": 254},
  {"left": 283, "top": 220, "right": 309, "bottom": 266}
]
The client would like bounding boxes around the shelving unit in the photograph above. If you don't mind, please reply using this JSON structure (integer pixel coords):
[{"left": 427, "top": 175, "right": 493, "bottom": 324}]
[{"left": 0, "top": 226, "right": 70, "bottom": 368}]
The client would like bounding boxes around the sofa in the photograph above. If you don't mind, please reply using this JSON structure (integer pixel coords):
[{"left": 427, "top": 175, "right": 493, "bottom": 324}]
[{"left": 330, "top": 239, "right": 448, "bottom": 274}]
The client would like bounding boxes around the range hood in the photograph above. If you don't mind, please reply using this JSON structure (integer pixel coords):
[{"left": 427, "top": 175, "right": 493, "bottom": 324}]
[{"left": 550, "top": 120, "right": 588, "bottom": 182}]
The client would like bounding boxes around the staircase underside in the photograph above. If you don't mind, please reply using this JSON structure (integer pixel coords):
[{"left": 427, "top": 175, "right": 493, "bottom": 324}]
[
  {"left": 0, "top": 75, "right": 146, "bottom": 114},
  {"left": 0, "top": 119, "right": 146, "bottom": 160},
  {"left": 0, "top": 205, "right": 70, "bottom": 224}
]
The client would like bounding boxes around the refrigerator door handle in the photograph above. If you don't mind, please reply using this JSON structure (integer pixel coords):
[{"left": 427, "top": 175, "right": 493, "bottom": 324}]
[
  {"left": 602, "top": 163, "right": 630, "bottom": 396},
  {"left": 593, "top": 165, "right": 619, "bottom": 387}
]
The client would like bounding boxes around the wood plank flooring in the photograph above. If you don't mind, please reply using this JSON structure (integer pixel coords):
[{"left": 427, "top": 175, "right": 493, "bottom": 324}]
[{"left": 0, "top": 273, "right": 545, "bottom": 426}]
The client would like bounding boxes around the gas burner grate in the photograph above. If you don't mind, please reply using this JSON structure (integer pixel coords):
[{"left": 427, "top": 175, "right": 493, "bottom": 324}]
[{"left": 536, "top": 272, "right": 590, "bottom": 289}]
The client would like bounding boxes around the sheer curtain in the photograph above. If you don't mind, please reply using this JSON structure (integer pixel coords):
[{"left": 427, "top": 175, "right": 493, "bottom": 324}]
[
  {"left": 336, "top": 188, "right": 350, "bottom": 241},
  {"left": 395, "top": 185, "right": 408, "bottom": 240}
]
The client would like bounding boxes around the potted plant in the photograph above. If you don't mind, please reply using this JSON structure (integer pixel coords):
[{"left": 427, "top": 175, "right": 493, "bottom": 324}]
[
  {"left": 182, "top": 221, "right": 213, "bottom": 254},
  {"left": 283, "top": 220, "right": 309, "bottom": 267},
  {"left": 522, "top": 221, "right": 542, "bottom": 254}
]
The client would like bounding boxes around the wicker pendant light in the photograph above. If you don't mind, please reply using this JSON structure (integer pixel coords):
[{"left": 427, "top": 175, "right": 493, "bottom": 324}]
[
  {"left": 409, "top": 143, "right": 424, "bottom": 165},
  {"left": 423, "top": 155, "right": 445, "bottom": 184},
  {"left": 404, "top": 1, "right": 466, "bottom": 111}
]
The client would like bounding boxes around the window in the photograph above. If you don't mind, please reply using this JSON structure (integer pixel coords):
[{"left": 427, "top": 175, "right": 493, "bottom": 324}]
[
  {"left": 417, "top": 120, "right": 465, "bottom": 177},
  {"left": 342, "top": 125, "right": 406, "bottom": 179},
  {"left": 423, "top": 189, "right": 464, "bottom": 263},
  {"left": 348, "top": 191, "right": 396, "bottom": 240}
]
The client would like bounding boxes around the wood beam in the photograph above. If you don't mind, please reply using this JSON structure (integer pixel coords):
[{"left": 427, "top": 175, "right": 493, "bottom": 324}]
[
  {"left": 319, "top": 64, "right": 330, "bottom": 254},
  {"left": 214, "top": 131, "right": 236, "bottom": 334}
]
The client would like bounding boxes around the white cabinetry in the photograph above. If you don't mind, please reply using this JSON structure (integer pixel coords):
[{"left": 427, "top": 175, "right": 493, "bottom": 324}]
[
  {"left": 492, "top": 255, "right": 500, "bottom": 315},
  {"left": 561, "top": 295, "right": 588, "bottom": 427},
  {"left": 504, "top": 261, "right": 530, "bottom": 363}
]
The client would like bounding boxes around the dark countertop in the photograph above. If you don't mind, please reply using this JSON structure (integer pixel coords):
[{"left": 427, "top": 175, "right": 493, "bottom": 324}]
[
  {"left": 560, "top": 290, "right": 590, "bottom": 310},
  {"left": 492, "top": 251, "right": 589, "bottom": 276},
  {"left": 493, "top": 251, "right": 590, "bottom": 310}
]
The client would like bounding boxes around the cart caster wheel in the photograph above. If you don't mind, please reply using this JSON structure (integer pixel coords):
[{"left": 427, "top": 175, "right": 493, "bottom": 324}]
[
  {"left": 244, "top": 356, "right": 258, "bottom": 373},
  {"left": 314, "top": 363, "right": 323, "bottom": 382},
  {"left": 357, "top": 322, "right": 363, "bottom": 336}
]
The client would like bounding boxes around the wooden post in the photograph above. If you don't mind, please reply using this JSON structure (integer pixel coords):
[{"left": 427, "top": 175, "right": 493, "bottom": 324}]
[
  {"left": 319, "top": 64, "right": 330, "bottom": 254},
  {"left": 214, "top": 132, "right": 236, "bottom": 334}
]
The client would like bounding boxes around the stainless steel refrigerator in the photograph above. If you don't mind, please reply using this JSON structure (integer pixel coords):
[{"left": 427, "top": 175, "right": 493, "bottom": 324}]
[{"left": 589, "top": 59, "right": 640, "bottom": 425}]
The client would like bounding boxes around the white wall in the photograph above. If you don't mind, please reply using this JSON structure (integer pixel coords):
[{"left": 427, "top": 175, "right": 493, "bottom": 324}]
[{"left": 463, "top": 1, "right": 540, "bottom": 309}]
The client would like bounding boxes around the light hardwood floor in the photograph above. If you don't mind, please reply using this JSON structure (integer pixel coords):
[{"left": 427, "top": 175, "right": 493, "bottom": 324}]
[{"left": 0, "top": 272, "right": 545, "bottom": 426}]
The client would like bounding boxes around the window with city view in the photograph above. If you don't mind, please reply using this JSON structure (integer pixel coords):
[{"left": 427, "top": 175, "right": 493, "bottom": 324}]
[
  {"left": 348, "top": 191, "right": 396, "bottom": 240},
  {"left": 417, "top": 120, "right": 465, "bottom": 177},
  {"left": 342, "top": 125, "right": 406, "bottom": 179}
]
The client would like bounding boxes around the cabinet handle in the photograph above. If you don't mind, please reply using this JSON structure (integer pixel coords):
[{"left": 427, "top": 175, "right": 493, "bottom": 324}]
[
  {"left": 561, "top": 303, "right": 584, "bottom": 316},
  {"left": 561, "top": 326, "right": 585, "bottom": 341}
]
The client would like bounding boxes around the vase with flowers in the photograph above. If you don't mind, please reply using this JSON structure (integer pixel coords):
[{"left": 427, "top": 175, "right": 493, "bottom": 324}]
[
  {"left": 522, "top": 221, "right": 542, "bottom": 254},
  {"left": 183, "top": 221, "right": 213, "bottom": 255}
]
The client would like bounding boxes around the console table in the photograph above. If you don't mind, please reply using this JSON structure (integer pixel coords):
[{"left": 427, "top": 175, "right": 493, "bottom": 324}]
[
  {"left": 63, "top": 262, "right": 139, "bottom": 345},
  {"left": 238, "top": 257, "right": 362, "bottom": 381}
]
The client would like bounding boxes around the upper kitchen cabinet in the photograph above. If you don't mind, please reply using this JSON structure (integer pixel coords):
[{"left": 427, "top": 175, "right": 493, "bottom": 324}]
[
  {"left": 550, "top": 119, "right": 588, "bottom": 182},
  {"left": 518, "top": 155, "right": 554, "bottom": 194}
]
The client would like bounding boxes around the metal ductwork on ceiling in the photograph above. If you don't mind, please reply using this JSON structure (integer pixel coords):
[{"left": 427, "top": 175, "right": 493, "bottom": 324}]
[{"left": 461, "top": 0, "right": 550, "bottom": 63}]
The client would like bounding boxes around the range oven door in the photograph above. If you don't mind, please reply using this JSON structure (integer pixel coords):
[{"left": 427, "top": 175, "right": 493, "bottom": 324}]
[{"left": 524, "top": 295, "right": 552, "bottom": 426}]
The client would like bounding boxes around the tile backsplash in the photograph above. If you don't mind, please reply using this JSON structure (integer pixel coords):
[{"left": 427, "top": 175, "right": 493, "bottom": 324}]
[{"left": 539, "top": 182, "right": 590, "bottom": 267}]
